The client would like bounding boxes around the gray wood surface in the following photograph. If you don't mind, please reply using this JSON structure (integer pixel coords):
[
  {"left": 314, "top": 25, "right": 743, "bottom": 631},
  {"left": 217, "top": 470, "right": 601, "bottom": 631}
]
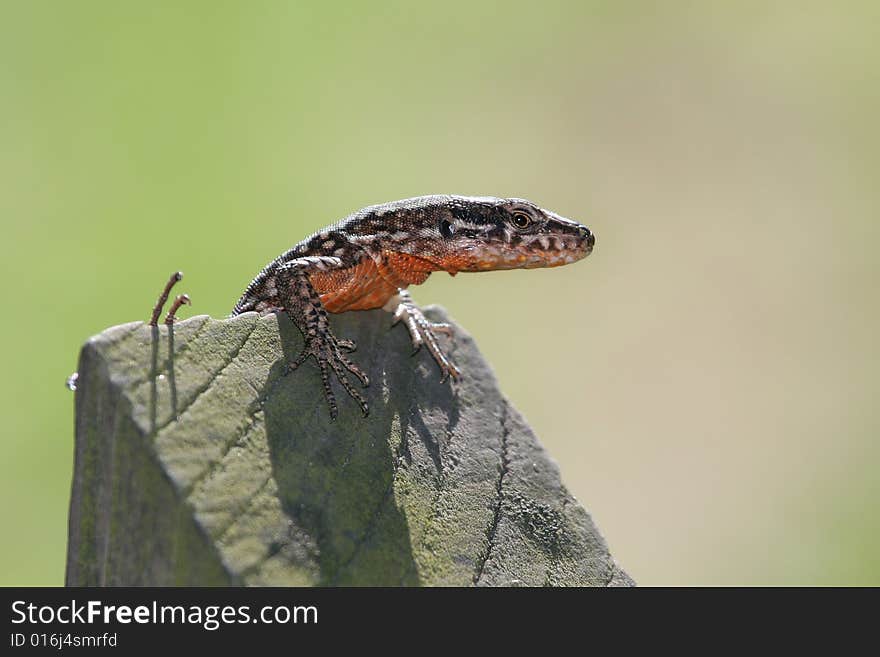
[{"left": 66, "top": 307, "right": 633, "bottom": 586}]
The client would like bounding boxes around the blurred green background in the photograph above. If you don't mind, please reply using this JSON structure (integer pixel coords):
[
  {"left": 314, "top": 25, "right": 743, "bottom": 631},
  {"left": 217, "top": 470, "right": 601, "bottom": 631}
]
[{"left": 2, "top": 1, "right": 878, "bottom": 585}]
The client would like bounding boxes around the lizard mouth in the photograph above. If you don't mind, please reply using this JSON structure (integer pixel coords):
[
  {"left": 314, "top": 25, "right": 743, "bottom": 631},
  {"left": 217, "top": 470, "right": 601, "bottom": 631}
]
[
  {"left": 467, "top": 241, "right": 592, "bottom": 271},
  {"left": 451, "top": 228, "right": 593, "bottom": 272},
  {"left": 523, "top": 232, "right": 593, "bottom": 268}
]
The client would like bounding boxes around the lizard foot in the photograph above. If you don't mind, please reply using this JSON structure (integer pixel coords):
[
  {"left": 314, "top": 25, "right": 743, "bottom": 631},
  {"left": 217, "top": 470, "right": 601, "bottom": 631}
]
[
  {"left": 285, "top": 331, "right": 370, "bottom": 420},
  {"left": 149, "top": 271, "right": 191, "bottom": 326},
  {"left": 392, "top": 290, "right": 461, "bottom": 382},
  {"left": 164, "top": 294, "right": 191, "bottom": 325}
]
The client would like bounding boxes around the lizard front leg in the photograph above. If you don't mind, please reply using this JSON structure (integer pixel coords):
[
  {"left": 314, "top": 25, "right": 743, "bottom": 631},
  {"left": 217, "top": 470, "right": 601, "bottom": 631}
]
[
  {"left": 276, "top": 256, "right": 370, "bottom": 419},
  {"left": 389, "top": 289, "right": 461, "bottom": 382}
]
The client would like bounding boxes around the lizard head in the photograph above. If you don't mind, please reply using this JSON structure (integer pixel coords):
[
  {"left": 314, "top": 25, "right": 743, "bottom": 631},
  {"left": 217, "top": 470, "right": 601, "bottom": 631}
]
[{"left": 432, "top": 196, "right": 595, "bottom": 273}]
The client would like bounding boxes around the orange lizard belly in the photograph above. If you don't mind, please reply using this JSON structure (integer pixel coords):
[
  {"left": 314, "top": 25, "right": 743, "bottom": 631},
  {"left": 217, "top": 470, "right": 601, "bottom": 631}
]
[{"left": 310, "top": 252, "right": 435, "bottom": 313}]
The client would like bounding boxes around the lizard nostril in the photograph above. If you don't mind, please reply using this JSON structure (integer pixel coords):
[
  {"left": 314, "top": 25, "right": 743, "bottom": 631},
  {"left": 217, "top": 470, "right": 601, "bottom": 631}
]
[{"left": 579, "top": 225, "right": 595, "bottom": 246}]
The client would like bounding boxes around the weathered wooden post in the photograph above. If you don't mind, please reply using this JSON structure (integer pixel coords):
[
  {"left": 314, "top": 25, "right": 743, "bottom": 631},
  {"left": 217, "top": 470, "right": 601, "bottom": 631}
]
[{"left": 66, "top": 308, "right": 633, "bottom": 586}]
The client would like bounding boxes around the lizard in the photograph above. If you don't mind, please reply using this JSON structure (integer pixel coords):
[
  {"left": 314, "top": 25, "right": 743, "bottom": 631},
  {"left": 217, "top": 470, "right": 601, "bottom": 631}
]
[{"left": 231, "top": 195, "right": 595, "bottom": 419}]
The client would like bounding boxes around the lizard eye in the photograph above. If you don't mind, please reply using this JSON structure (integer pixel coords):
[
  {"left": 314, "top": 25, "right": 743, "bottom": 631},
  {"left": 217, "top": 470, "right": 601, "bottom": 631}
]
[
  {"left": 509, "top": 211, "right": 532, "bottom": 230},
  {"left": 439, "top": 219, "right": 455, "bottom": 238}
]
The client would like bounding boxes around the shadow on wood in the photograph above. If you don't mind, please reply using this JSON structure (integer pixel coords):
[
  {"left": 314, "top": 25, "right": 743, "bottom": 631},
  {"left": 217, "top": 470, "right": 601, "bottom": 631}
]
[{"left": 66, "top": 307, "right": 633, "bottom": 586}]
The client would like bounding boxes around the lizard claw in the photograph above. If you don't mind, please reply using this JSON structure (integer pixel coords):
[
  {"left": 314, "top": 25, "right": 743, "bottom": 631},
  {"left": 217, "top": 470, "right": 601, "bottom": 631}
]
[
  {"left": 164, "top": 294, "right": 191, "bottom": 325},
  {"left": 286, "top": 332, "right": 370, "bottom": 419},
  {"left": 429, "top": 323, "right": 453, "bottom": 336},
  {"left": 392, "top": 291, "right": 461, "bottom": 381},
  {"left": 337, "top": 338, "right": 357, "bottom": 353},
  {"left": 149, "top": 271, "right": 191, "bottom": 326}
]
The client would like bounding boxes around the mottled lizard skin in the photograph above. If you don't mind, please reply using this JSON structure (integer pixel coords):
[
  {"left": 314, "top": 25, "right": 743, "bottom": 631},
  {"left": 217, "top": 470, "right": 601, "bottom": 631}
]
[{"left": 232, "top": 195, "right": 595, "bottom": 419}]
